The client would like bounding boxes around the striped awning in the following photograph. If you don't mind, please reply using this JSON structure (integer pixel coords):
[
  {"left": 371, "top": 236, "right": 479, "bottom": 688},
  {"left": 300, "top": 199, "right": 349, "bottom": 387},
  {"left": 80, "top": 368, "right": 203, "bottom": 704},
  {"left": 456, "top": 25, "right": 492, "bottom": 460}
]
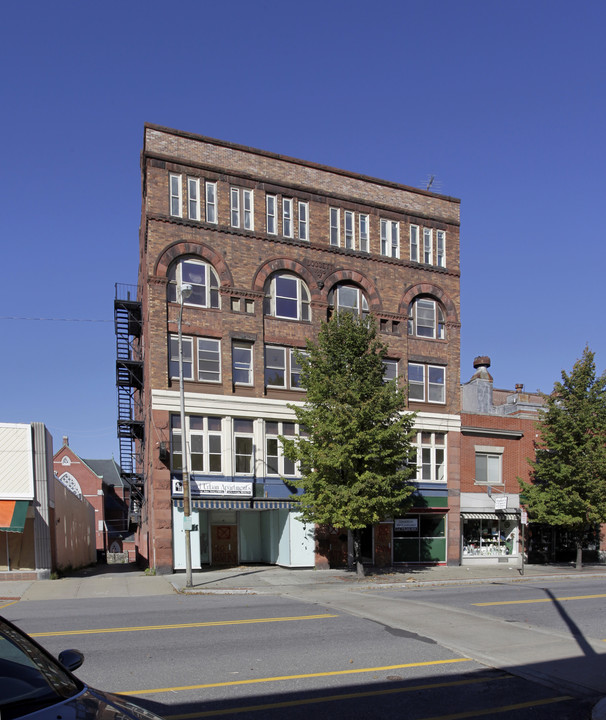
[
  {"left": 0, "top": 500, "right": 28, "bottom": 533},
  {"left": 174, "top": 498, "right": 295, "bottom": 510},
  {"left": 461, "top": 511, "right": 520, "bottom": 520}
]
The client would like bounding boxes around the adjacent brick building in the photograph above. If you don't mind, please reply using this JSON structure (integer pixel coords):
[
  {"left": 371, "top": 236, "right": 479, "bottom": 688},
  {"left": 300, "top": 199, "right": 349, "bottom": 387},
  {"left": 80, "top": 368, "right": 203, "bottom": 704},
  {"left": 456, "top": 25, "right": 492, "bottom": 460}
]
[{"left": 122, "top": 124, "right": 462, "bottom": 573}]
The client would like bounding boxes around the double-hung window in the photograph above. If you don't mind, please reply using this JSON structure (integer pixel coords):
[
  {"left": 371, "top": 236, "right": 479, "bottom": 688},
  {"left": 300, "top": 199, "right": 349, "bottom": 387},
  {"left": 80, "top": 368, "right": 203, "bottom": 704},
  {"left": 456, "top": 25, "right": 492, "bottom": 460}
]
[
  {"left": 169, "top": 335, "right": 193, "bottom": 380},
  {"left": 408, "top": 363, "right": 445, "bottom": 403},
  {"left": 380, "top": 219, "right": 400, "bottom": 258},
  {"left": 283, "top": 198, "right": 293, "bottom": 238},
  {"left": 266, "top": 194, "right": 277, "bottom": 234},
  {"left": 383, "top": 359, "right": 398, "bottom": 383},
  {"left": 170, "top": 415, "right": 222, "bottom": 473},
  {"left": 187, "top": 178, "right": 200, "bottom": 220},
  {"left": 232, "top": 342, "right": 253, "bottom": 385},
  {"left": 436, "top": 230, "right": 446, "bottom": 268},
  {"left": 167, "top": 259, "right": 220, "bottom": 308},
  {"left": 169, "top": 336, "right": 221, "bottom": 383},
  {"left": 423, "top": 228, "right": 433, "bottom": 264},
  {"left": 264, "top": 346, "right": 306, "bottom": 389},
  {"left": 330, "top": 208, "right": 340, "bottom": 246},
  {"left": 410, "top": 225, "right": 419, "bottom": 262},
  {"left": 205, "top": 182, "right": 217, "bottom": 223},
  {"left": 170, "top": 174, "right": 182, "bottom": 217},
  {"left": 265, "top": 421, "right": 296, "bottom": 476},
  {"left": 265, "top": 273, "right": 311, "bottom": 321},
  {"left": 230, "top": 188, "right": 254, "bottom": 230},
  {"left": 408, "top": 299, "right": 445, "bottom": 339},
  {"left": 331, "top": 284, "right": 369, "bottom": 316},
  {"left": 416, "top": 432, "right": 446, "bottom": 483},
  {"left": 359, "top": 214, "right": 369, "bottom": 252},
  {"left": 344, "top": 211, "right": 355, "bottom": 249},
  {"left": 298, "top": 201, "right": 309, "bottom": 241},
  {"left": 475, "top": 446, "right": 504, "bottom": 485},
  {"left": 234, "top": 419, "right": 254, "bottom": 474},
  {"left": 198, "top": 338, "right": 221, "bottom": 382}
]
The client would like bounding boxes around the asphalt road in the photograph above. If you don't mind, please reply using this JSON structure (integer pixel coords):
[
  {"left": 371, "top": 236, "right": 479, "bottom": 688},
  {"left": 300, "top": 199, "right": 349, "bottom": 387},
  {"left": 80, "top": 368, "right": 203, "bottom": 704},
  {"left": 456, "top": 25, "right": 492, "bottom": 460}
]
[{"left": 2, "top": 581, "right": 599, "bottom": 719}]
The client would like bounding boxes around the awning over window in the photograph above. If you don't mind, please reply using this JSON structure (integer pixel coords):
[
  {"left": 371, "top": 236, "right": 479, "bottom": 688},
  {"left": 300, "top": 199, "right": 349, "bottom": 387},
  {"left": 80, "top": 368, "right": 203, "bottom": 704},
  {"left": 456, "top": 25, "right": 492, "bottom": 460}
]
[
  {"left": 461, "top": 511, "right": 520, "bottom": 520},
  {"left": 0, "top": 500, "right": 29, "bottom": 532},
  {"left": 174, "top": 498, "right": 295, "bottom": 511}
]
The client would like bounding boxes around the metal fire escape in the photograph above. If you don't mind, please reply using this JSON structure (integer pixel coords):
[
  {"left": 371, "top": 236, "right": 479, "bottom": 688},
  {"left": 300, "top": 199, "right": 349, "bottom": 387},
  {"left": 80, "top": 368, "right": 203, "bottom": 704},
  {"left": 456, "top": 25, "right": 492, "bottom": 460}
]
[{"left": 114, "top": 283, "right": 144, "bottom": 524}]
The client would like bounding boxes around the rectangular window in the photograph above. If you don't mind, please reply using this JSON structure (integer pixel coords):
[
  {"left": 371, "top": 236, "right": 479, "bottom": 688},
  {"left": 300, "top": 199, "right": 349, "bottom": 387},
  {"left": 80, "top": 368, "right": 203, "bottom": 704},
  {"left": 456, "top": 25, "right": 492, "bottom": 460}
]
[
  {"left": 283, "top": 198, "right": 293, "bottom": 238},
  {"left": 475, "top": 447, "right": 504, "bottom": 484},
  {"left": 383, "top": 359, "right": 398, "bottom": 383},
  {"left": 436, "top": 230, "right": 446, "bottom": 268},
  {"left": 232, "top": 342, "right": 253, "bottom": 385},
  {"left": 344, "top": 211, "right": 355, "bottom": 249},
  {"left": 416, "top": 432, "right": 446, "bottom": 483},
  {"left": 408, "top": 363, "right": 445, "bottom": 403},
  {"left": 170, "top": 415, "right": 222, "bottom": 474},
  {"left": 428, "top": 365, "right": 445, "bottom": 403},
  {"left": 197, "top": 338, "right": 221, "bottom": 383},
  {"left": 298, "top": 201, "right": 309, "bottom": 241},
  {"left": 169, "top": 335, "right": 193, "bottom": 380},
  {"left": 380, "top": 219, "right": 400, "bottom": 258},
  {"left": 330, "top": 208, "right": 340, "bottom": 246},
  {"left": 410, "top": 225, "right": 419, "bottom": 262},
  {"left": 265, "top": 421, "right": 297, "bottom": 476},
  {"left": 407, "top": 363, "right": 425, "bottom": 401},
  {"left": 266, "top": 194, "right": 277, "bottom": 234},
  {"left": 265, "top": 346, "right": 286, "bottom": 388},
  {"left": 290, "top": 349, "right": 305, "bottom": 389},
  {"left": 230, "top": 187, "right": 240, "bottom": 227},
  {"left": 187, "top": 178, "right": 200, "bottom": 220},
  {"left": 170, "top": 174, "right": 182, "bottom": 217},
  {"left": 359, "top": 214, "right": 369, "bottom": 252},
  {"left": 243, "top": 189, "right": 254, "bottom": 230},
  {"left": 423, "top": 228, "right": 433, "bottom": 264},
  {"left": 234, "top": 418, "right": 254, "bottom": 474},
  {"left": 205, "top": 182, "right": 217, "bottom": 223}
]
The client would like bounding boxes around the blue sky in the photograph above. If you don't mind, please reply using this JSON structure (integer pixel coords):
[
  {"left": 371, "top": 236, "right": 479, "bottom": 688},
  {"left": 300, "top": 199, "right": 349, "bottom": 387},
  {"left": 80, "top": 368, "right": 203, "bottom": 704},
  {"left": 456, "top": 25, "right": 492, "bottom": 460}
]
[{"left": 1, "top": 1, "right": 605, "bottom": 460}]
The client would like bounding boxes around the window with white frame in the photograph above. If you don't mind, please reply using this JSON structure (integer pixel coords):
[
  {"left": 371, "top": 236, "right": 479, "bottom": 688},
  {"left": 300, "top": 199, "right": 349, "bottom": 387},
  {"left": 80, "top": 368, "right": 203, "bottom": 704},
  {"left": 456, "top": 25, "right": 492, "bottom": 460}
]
[
  {"left": 383, "top": 358, "right": 398, "bottom": 383},
  {"left": 298, "top": 201, "right": 309, "bottom": 241},
  {"left": 282, "top": 198, "right": 293, "bottom": 238},
  {"left": 264, "top": 273, "right": 311, "bottom": 321},
  {"left": 265, "top": 421, "right": 296, "bottom": 476},
  {"left": 230, "top": 187, "right": 254, "bottom": 229},
  {"left": 170, "top": 414, "right": 222, "bottom": 473},
  {"left": 330, "top": 207, "right": 340, "bottom": 246},
  {"left": 169, "top": 335, "right": 193, "bottom": 380},
  {"left": 359, "top": 214, "right": 369, "bottom": 252},
  {"left": 198, "top": 338, "right": 221, "bottom": 382},
  {"left": 187, "top": 177, "right": 200, "bottom": 220},
  {"left": 475, "top": 446, "right": 504, "bottom": 485},
  {"left": 234, "top": 418, "right": 254, "bottom": 474},
  {"left": 414, "top": 432, "right": 446, "bottom": 483},
  {"left": 344, "top": 211, "right": 355, "bottom": 249},
  {"left": 380, "top": 219, "right": 400, "bottom": 258},
  {"left": 423, "top": 228, "right": 433, "bottom": 264},
  {"left": 167, "top": 259, "right": 220, "bottom": 308},
  {"left": 266, "top": 194, "right": 277, "bottom": 234},
  {"left": 408, "top": 298, "right": 445, "bottom": 339},
  {"left": 169, "top": 174, "right": 182, "bottom": 217},
  {"left": 232, "top": 341, "right": 253, "bottom": 385},
  {"left": 329, "top": 284, "right": 369, "bottom": 316},
  {"left": 408, "top": 363, "right": 445, "bottom": 403},
  {"left": 205, "top": 181, "right": 217, "bottom": 223},
  {"left": 436, "top": 230, "right": 446, "bottom": 268},
  {"left": 410, "top": 225, "right": 419, "bottom": 262},
  {"left": 264, "top": 346, "right": 306, "bottom": 389}
]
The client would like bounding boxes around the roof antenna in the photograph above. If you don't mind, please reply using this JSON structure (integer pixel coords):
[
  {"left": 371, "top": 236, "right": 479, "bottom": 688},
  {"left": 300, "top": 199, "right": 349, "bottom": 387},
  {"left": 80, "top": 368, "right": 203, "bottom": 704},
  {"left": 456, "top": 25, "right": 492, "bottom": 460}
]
[{"left": 426, "top": 175, "right": 435, "bottom": 191}]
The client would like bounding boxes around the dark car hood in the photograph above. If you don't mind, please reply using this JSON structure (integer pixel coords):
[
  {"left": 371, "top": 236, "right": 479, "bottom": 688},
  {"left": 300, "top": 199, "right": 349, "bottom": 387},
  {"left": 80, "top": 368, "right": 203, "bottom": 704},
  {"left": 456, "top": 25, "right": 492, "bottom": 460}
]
[{"left": 23, "top": 687, "right": 163, "bottom": 720}]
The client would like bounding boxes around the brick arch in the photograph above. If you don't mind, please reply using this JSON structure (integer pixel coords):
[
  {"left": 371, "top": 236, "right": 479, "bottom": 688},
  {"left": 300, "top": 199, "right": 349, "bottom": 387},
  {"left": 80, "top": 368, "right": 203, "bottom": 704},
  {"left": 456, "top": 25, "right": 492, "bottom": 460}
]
[
  {"left": 400, "top": 283, "right": 458, "bottom": 322},
  {"left": 322, "top": 269, "right": 381, "bottom": 312},
  {"left": 154, "top": 240, "right": 233, "bottom": 287},
  {"left": 252, "top": 258, "right": 320, "bottom": 300}
]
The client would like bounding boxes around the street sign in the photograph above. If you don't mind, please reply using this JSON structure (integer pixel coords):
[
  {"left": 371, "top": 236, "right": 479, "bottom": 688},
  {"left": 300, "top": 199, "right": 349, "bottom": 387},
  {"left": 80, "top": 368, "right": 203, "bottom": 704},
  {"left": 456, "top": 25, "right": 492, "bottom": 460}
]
[
  {"left": 494, "top": 496, "right": 507, "bottom": 510},
  {"left": 521, "top": 509, "right": 528, "bottom": 525}
]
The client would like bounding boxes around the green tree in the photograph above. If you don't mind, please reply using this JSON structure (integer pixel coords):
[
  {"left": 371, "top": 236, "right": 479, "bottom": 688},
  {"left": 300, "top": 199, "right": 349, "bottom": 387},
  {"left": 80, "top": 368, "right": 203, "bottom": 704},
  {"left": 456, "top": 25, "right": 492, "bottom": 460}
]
[
  {"left": 520, "top": 347, "right": 606, "bottom": 568},
  {"left": 281, "top": 312, "right": 417, "bottom": 576}
]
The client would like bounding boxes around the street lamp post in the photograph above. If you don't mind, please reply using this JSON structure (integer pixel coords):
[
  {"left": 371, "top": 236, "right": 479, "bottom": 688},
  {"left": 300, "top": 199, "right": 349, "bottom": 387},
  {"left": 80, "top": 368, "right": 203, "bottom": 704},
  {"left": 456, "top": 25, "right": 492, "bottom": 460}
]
[{"left": 178, "top": 282, "right": 193, "bottom": 588}]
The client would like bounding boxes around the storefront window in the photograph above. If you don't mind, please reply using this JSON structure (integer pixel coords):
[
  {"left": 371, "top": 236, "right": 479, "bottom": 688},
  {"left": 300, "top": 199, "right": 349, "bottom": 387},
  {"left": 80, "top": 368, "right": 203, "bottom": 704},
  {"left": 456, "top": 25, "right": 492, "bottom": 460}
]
[
  {"left": 393, "top": 514, "right": 446, "bottom": 563},
  {"left": 463, "top": 517, "right": 518, "bottom": 557}
]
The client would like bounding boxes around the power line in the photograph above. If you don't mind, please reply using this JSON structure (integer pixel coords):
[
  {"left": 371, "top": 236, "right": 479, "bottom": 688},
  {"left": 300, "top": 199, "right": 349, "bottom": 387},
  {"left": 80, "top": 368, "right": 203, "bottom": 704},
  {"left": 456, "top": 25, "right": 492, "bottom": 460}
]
[{"left": 0, "top": 316, "right": 111, "bottom": 323}]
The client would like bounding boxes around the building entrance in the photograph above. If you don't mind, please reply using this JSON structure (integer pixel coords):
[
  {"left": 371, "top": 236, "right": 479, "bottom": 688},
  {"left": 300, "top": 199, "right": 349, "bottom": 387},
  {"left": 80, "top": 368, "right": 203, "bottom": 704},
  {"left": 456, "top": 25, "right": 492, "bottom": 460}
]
[{"left": 211, "top": 524, "right": 238, "bottom": 565}]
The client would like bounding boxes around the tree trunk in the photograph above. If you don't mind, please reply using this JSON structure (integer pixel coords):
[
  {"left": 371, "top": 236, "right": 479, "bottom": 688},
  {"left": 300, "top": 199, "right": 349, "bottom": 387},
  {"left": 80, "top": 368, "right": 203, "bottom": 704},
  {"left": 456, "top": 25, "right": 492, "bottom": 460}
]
[
  {"left": 576, "top": 541, "right": 583, "bottom": 570},
  {"left": 352, "top": 529, "right": 365, "bottom": 577}
]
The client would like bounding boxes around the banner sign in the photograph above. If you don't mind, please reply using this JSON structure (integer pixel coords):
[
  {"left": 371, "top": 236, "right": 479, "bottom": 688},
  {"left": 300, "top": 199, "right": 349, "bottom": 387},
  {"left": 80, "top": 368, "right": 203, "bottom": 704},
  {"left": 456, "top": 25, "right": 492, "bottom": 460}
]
[
  {"left": 394, "top": 518, "right": 418, "bottom": 531},
  {"left": 172, "top": 478, "right": 253, "bottom": 498}
]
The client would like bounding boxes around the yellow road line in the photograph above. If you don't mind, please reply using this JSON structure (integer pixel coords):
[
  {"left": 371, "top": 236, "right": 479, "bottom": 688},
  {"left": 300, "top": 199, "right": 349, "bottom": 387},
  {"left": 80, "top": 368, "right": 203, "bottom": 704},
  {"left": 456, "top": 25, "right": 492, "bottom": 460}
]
[
  {"left": 473, "top": 592, "right": 606, "bottom": 606},
  {"left": 0, "top": 600, "right": 19, "bottom": 610},
  {"left": 163, "top": 674, "right": 519, "bottom": 719},
  {"left": 30, "top": 614, "right": 338, "bottom": 638},
  {"left": 118, "top": 658, "right": 472, "bottom": 696}
]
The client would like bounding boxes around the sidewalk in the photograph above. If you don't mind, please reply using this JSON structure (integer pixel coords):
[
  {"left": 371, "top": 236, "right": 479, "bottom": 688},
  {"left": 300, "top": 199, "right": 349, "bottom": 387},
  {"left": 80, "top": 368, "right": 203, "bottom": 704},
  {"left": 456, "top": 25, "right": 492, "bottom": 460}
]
[{"left": 2, "top": 561, "right": 606, "bottom": 601}]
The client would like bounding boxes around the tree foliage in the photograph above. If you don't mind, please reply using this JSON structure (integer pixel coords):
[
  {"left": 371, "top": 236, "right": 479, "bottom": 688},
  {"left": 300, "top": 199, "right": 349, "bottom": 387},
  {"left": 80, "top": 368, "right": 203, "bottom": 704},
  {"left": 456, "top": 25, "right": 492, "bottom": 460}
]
[
  {"left": 281, "top": 313, "right": 417, "bottom": 569},
  {"left": 519, "top": 347, "right": 606, "bottom": 563}
]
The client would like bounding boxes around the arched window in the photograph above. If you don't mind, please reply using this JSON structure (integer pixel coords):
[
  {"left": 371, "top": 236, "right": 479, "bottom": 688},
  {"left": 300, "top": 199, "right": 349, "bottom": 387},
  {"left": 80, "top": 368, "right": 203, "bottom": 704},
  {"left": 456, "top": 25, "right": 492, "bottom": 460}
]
[
  {"left": 264, "top": 273, "right": 311, "bottom": 321},
  {"left": 328, "top": 283, "right": 369, "bottom": 316},
  {"left": 167, "top": 258, "right": 220, "bottom": 308},
  {"left": 59, "top": 472, "right": 82, "bottom": 499},
  {"left": 408, "top": 298, "right": 445, "bottom": 339}
]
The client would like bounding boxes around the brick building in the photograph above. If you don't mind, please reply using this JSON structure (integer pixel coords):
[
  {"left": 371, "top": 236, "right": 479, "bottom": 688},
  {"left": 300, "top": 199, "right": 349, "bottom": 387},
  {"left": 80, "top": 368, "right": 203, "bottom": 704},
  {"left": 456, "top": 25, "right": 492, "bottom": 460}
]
[
  {"left": 460, "top": 357, "right": 543, "bottom": 566},
  {"left": 119, "top": 124, "right": 462, "bottom": 573}
]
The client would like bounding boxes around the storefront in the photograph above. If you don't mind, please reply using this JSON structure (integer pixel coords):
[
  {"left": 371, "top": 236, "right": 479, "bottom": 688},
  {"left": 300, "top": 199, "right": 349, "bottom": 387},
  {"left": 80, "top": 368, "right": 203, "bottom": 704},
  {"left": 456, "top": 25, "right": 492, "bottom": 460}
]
[
  {"left": 393, "top": 513, "right": 447, "bottom": 563},
  {"left": 461, "top": 511, "right": 520, "bottom": 565}
]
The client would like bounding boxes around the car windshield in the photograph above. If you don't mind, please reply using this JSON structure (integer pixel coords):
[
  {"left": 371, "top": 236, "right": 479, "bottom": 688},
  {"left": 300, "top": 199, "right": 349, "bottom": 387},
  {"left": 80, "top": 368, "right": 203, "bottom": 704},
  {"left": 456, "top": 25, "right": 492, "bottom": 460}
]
[{"left": 0, "top": 620, "right": 82, "bottom": 719}]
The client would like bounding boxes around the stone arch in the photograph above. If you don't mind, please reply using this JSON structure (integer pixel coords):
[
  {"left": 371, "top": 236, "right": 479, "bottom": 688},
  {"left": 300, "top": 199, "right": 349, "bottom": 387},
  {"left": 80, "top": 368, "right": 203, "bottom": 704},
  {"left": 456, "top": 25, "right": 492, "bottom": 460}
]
[
  {"left": 322, "top": 269, "right": 381, "bottom": 313},
  {"left": 252, "top": 258, "right": 320, "bottom": 301},
  {"left": 154, "top": 240, "right": 233, "bottom": 287},
  {"left": 400, "top": 283, "right": 458, "bottom": 322}
]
